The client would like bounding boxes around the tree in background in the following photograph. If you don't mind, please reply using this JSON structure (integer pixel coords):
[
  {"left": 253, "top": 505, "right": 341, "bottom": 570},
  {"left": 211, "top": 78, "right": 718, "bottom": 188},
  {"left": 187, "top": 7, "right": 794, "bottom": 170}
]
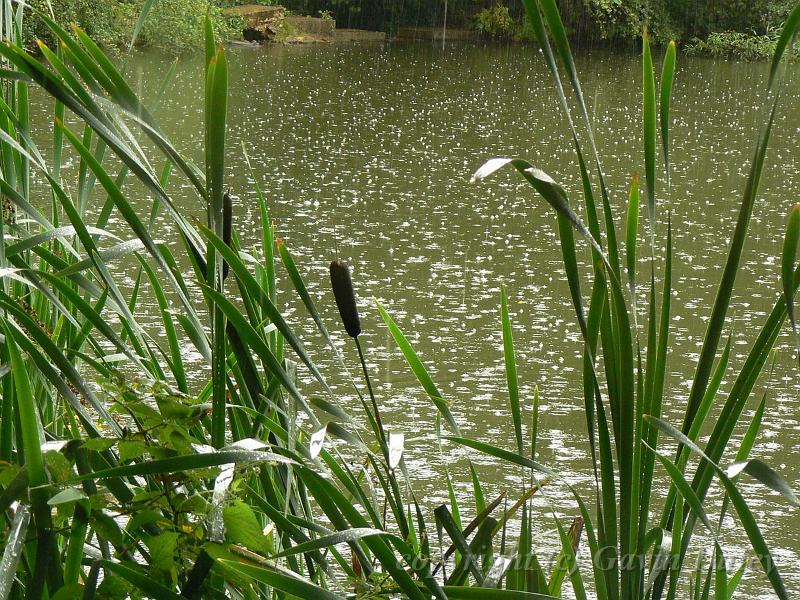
[{"left": 18, "top": 0, "right": 800, "bottom": 52}]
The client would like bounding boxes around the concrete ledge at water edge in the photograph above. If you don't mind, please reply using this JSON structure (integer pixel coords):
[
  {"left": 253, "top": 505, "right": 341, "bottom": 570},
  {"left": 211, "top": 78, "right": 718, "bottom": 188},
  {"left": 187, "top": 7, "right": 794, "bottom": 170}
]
[
  {"left": 395, "top": 26, "right": 479, "bottom": 42},
  {"left": 224, "top": 4, "right": 386, "bottom": 44}
]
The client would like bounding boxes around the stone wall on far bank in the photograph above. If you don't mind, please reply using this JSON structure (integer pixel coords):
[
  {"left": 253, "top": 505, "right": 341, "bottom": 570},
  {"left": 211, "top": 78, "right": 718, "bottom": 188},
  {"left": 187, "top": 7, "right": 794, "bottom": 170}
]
[{"left": 395, "top": 26, "right": 479, "bottom": 42}]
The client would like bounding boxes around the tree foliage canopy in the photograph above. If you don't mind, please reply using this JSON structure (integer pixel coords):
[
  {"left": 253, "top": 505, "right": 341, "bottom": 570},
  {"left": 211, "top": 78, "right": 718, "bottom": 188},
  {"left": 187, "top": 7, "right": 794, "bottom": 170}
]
[{"left": 21, "top": 0, "right": 800, "bottom": 51}]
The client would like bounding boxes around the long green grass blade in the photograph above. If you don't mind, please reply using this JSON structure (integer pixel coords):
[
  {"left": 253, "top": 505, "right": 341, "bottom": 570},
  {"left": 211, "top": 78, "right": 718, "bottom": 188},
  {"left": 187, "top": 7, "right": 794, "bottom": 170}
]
[
  {"left": 128, "top": 0, "right": 157, "bottom": 50},
  {"left": 298, "top": 466, "right": 428, "bottom": 600},
  {"left": 205, "top": 41, "right": 228, "bottom": 449},
  {"left": 3, "top": 318, "right": 59, "bottom": 598},
  {"left": 642, "top": 27, "right": 657, "bottom": 225},
  {"left": 679, "top": 66, "right": 780, "bottom": 449},
  {"left": 377, "top": 301, "right": 460, "bottom": 435},
  {"left": 501, "top": 285, "right": 523, "bottom": 454},
  {"left": 201, "top": 284, "right": 322, "bottom": 426},
  {"left": 782, "top": 204, "right": 800, "bottom": 354},
  {"left": 219, "top": 559, "right": 346, "bottom": 600},
  {"left": 625, "top": 175, "right": 640, "bottom": 295},
  {"left": 659, "top": 41, "right": 676, "bottom": 188},
  {"left": 441, "top": 588, "right": 558, "bottom": 599},
  {"left": 4, "top": 319, "right": 45, "bottom": 489},
  {"left": 769, "top": 3, "right": 800, "bottom": 89}
]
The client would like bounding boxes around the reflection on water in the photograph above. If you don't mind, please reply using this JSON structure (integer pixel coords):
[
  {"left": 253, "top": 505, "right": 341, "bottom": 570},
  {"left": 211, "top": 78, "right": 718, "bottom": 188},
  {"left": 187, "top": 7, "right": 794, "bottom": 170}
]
[{"left": 31, "top": 41, "right": 800, "bottom": 596}]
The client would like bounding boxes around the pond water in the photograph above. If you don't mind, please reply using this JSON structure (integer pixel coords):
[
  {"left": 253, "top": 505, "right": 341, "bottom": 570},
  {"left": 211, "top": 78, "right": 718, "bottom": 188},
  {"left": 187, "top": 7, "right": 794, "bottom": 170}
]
[{"left": 33, "top": 40, "right": 800, "bottom": 596}]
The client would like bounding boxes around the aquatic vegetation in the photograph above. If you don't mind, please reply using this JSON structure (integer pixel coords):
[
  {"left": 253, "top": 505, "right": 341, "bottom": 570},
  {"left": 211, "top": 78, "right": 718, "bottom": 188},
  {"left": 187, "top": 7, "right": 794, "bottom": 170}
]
[
  {"left": 0, "top": 0, "right": 798, "bottom": 599},
  {"left": 685, "top": 28, "right": 799, "bottom": 61},
  {"left": 476, "top": 2, "right": 517, "bottom": 39}
]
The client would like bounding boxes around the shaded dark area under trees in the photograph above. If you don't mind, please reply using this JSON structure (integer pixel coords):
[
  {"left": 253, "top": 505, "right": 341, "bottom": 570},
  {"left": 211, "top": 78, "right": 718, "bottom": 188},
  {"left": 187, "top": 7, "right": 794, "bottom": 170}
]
[
  {"left": 20, "top": 0, "right": 799, "bottom": 55},
  {"left": 281, "top": 0, "right": 795, "bottom": 44}
]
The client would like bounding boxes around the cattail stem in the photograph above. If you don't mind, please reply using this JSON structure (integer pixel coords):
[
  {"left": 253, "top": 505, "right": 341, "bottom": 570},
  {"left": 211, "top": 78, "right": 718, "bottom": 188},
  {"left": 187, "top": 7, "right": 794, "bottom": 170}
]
[
  {"left": 330, "top": 259, "right": 390, "bottom": 462},
  {"left": 355, "top": 336, "right": 386, "bottom": 449}
]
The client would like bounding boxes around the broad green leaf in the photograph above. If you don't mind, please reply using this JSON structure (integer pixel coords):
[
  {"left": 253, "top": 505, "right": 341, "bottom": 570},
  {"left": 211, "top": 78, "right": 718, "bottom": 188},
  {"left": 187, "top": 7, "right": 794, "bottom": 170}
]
[
  {"left": 223, "top": 500, "right": 272, "bottom": 555},
  {"left": 147, "top": 532, "right": 178, "bottom": 572},
  {"left": 100, "top": 561, "right": 182, "bottom": 600},
  {"left": 47, "top": 488, "right": 87, "bottom": 506}
]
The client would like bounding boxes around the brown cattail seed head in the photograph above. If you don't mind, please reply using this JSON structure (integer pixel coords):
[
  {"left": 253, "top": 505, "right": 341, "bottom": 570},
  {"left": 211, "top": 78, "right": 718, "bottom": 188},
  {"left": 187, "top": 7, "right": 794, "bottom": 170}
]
[{"left": 330, "top": 259, "right": 361, "bottom": 338}]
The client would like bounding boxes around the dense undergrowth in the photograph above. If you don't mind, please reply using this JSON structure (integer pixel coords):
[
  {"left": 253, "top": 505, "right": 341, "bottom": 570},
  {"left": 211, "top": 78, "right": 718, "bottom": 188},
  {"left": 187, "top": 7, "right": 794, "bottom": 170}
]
[
  {"left": 22, "top": 0, "right": 241, "bottom": 54},
  {"left": 685, "top": 28, "right": 800, "bottom": 61},
  {"left": 20, "top": 0, "right": 799, "bottom": 58},
  {"left": 0, "top": 0, "right": 799, "bottom": 599}
]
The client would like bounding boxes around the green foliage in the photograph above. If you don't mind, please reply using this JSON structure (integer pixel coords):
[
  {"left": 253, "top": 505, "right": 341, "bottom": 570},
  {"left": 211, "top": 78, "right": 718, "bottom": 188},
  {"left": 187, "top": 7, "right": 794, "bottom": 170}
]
[
  {"left": 136, "top": 0, "right": 241, "bottom": 54},
  {"left": 285, "top": 0, "right": 798, "bottom": 50},
  {"left": 686, "top": 28, "right": 800, "bottom": 61},
  {"left": 475, "top": 2, "right": 538, "bottom": 42},
  {"left": 22, "top": 0, "right": 240, "bottom": 54},
  {"left": 215, "top": 0, "right": 276, "bottom": 7},
  {"left": 551, "top": 0, "right": 678, "bottom": 44},
  {"left": 23, "top": 0, "right": 136, "bottom": 50},
  {"left": 680, "top": 0, "right": 775, "bottom": 36},
  {"left": 476, "top": 2, "right": 516, "bottom": 37}
]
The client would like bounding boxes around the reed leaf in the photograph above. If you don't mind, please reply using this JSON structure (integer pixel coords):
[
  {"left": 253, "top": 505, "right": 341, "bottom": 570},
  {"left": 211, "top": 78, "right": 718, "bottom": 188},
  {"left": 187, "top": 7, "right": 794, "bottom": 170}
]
[
  {"left": 201, "top": 284, "right": 322, "bottom": 426},
  {"left": 648, "top": 416, "right": 794, "bottom": 600},
  {"left": 782, "top": 204, "right": 800, "bottom": 354},
  {"left": 659, "top": 41, "right": 677, "bottom": 187},
  {"left": 218, "top": 559, "right": 346, "bottom": 600},
  {"left": 128, "top": 0, "right": 156, "bottom": 50},
  {"left": 440, "top": 589, "right": 559, "bottom": 599},
  {"left": 501, "top": 284, "right": 523, "bottom": 455},
  {"left": 625, "top": 175, "right": 640, "bottom": 295},
  {"left": 199, "top": 223, "right": 337, "bottom": 401},
  {"left": 297, "top": 465, "right": 429, "bottom": 600},
  {"left": 377, "top": 301, "right": 460, "bottom": 435},
  {"left": 642, "top": 27, "right": 657, "bottom": 225},
  {"left": 769, "top": 2, "right": 800, "bottom": 89}
]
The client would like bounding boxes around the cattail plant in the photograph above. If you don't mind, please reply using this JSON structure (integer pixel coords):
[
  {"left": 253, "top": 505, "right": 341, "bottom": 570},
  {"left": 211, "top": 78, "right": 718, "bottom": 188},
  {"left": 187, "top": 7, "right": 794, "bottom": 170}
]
[
  {"left": 330, "top": 259, "right": 386, "bottom": 448},
  {"left": 329, "top": 259, "right": 361, "bottom": 338}
]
